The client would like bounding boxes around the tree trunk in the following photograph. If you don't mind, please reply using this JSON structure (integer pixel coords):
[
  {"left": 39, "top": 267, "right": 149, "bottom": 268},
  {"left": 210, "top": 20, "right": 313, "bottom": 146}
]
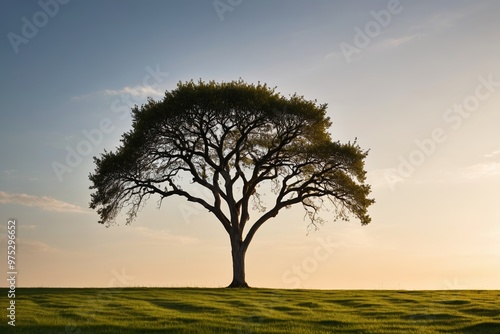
[{"left": 227, "top": 237, "right": 249, "bottom": 288}]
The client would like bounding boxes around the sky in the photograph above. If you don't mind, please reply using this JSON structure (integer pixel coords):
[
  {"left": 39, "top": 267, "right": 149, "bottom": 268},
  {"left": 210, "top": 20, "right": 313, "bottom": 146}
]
[{"left": 1, "top": 0, "right": 499, "bottom": 290}]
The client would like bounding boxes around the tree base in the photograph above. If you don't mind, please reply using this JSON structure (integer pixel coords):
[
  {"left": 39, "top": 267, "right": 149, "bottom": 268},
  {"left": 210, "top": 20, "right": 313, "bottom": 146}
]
[{"left": 227, "top": 280, "right": 250, "bottom": 288}]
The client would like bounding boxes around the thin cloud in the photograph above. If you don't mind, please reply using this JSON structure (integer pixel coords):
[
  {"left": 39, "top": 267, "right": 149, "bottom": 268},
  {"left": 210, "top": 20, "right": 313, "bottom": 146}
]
[
  {"left": 366, "top": 168, "right": 404, "bottom": 190},
  {"left": 72, "top": 84, "right": 165, "bottom": 101},
  {"left": 426, "top": 11, "right": 464, "bottom": 29},
  {"left": 131, "top": 226, "right": 199, "bottom": 245},
  {"left": 335, "top": 227, "right": 376, "bottom": 249},
  {"left": 2, "top": 170, "right": 39, "bottom": 182},
  {"left": 484, "top": 150, "right": 500, "bottom": 158},
  {"left": 102, "top": 85, "right": 165, "bottom": 98},
  {"left": 384, "top": 34, "right": 422, "bottom": 48},
  {"left": 409, "top": 10, "right": 465, "bottom": 32},
  {"left": 486, "top": 228, "right": 500, "bottom": 242},
  {"left": 459, "top": 162, "right": 500, "bottom": 180},
  {"left": 456, "top": 150, "right": 500, "bottom": 179},
  {"left": 324, "top": 51, "right": 342, "bottom": 60},
  {"left": 71, "top": 93, "right": 93, "bottom": 101},
  {"left": 20, "top": 224, "right": 38, "bottom": 230},
  {"left": 0, "top": 191, "right": 89, "bottom": 213},
  {"left": 19, "top": 239, "right": 57, "bottom": 253},
  {"left": 2, "top": 169, "right": 17, "bottom": 178},
  {"left": 0, "top": 237, "right": 56, "bottom": 253}
]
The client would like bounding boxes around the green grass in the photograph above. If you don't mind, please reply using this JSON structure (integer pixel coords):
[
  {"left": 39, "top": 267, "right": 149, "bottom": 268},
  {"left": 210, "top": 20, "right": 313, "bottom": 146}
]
[{"left": 1, "top": 288, "right": 499, "bottom": 333}]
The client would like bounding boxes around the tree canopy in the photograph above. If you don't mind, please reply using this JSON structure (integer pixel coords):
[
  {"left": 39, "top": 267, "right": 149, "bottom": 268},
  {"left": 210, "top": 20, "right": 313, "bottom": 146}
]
[{"left": 89, "top": 79, "right": 374, "bottom": 287}]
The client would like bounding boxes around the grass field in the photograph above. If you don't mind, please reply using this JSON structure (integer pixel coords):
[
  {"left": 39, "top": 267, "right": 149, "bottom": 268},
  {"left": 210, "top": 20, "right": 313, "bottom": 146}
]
[{"left": 1, "top": 288, "right": 499, "bottom": 333}]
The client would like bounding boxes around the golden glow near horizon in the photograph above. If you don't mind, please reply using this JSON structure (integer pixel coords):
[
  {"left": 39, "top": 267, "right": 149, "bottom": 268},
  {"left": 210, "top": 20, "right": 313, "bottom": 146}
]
[{"left": 1, "top": 1, "right": 499, "bottom": 289}]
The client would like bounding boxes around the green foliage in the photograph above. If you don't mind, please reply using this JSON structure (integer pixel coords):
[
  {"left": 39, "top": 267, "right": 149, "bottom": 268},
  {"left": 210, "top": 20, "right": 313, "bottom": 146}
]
[
  {"left": 89, "top": 79, "right": 374, "bottom": 234},
  {"left": 2, "top": 288, "right": 499, "bottom": 333}
]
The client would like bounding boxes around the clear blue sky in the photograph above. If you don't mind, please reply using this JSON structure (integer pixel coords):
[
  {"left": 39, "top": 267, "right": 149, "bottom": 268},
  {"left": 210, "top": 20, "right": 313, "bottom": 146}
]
[{"left": 1, "top": 0, "right": 500, "bottom": 289}]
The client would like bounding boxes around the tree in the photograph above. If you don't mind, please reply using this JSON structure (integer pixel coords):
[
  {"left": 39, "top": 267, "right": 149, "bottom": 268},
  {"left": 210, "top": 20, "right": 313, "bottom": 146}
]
[{"left": 89, "top": 80, "right": 374, "bottom": 288}]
